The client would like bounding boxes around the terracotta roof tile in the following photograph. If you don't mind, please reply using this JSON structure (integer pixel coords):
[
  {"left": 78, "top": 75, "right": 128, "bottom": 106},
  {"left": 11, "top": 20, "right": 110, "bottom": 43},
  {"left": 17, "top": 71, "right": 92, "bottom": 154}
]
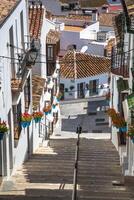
[
  {"left": 60, "top": 50, "right": 111, "bottom": 79},
  {"left": 99, "top": 13, "right": 117, "bottom": 27},
  {"left": 79, "top": 0, "right": 108, "bottom": 8},
  {"left": 59, "top": 0, "right": 107, "bottom": 7},
  {"left": 46, "top": 29, "right": 60, "bottom": 44},
  {"left": 0, "top": 0, "right": 19, "bottom": 25},
  {"left": 29, "top": 5, "right": 45, "bottom": 39},
  {"left": 53, "top": 12, "right": 117, "bottom": 27},
  {"left": 32, "top": 75, "right": 45, "bottom": 110}
]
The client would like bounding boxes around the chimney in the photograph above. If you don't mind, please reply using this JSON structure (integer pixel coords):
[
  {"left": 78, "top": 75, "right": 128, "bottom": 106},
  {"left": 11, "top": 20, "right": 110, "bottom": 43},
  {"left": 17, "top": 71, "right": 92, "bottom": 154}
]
[
  {"left": 92, "top": 9, "right": 98, "bottom": 22},
  {"left": 102, "top": 5, "right": 109, "bottom": 13}
]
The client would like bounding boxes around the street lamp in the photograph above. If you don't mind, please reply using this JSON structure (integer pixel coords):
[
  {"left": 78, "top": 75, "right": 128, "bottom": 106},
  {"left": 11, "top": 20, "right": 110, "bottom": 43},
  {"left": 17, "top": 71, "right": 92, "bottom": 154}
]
[{"left": 24, "top": 39, "right": 39, "bottom": 66}]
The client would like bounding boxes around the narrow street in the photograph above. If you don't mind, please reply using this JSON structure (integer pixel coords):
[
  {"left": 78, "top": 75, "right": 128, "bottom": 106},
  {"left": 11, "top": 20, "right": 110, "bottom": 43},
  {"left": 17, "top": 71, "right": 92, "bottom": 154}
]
[{"left": 0, "top": 101, "right": 133, "bottom": 199}]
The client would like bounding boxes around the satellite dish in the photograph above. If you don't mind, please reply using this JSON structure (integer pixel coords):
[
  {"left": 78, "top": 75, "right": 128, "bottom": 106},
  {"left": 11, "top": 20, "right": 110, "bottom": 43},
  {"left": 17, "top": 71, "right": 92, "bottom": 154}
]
[{"left": 80, "top": 46, "right": 88, "bottom": 53}]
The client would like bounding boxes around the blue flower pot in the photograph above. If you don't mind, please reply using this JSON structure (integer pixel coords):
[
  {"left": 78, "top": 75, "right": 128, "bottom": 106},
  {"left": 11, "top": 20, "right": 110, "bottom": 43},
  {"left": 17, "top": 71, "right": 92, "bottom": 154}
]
[
  {"left": 27, "top": 121, "right": 31, "bottom": 127},
  {"left": 21, "top": 122, "right": 28, "bottom": 128},
  {"left": 34, "top": 118, "right": 41, "bottom": 123},
  {"left": 132, "top": 137, "right": 134, "bottom": 144},
  {"left": 52, "top": 104, "right": 56, "bottom": 109},
  {"left": 119, "top": 127, "right": 127, "bottom": 133},
  {"left": 0, "top": 132, "right": 4, "bottom": 140}
]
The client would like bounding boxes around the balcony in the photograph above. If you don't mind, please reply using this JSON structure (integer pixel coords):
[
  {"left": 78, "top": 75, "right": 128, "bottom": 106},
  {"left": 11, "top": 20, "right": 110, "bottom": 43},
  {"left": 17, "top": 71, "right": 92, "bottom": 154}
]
[{"left": 111, "top": 49, "right": 129, "bottom": 78}]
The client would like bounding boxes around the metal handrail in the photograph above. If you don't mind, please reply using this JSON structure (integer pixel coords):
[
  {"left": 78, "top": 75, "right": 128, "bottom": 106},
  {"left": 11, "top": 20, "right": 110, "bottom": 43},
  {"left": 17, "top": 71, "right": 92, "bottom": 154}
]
[{"left": 72, "top": 127, "right": 81, "bottom": 200}]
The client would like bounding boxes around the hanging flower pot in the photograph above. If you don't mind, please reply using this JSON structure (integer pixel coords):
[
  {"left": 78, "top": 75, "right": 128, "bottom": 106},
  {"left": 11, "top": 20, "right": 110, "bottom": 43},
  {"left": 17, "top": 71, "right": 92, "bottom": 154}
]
[
  {"left": 52, "top": 104, "right": 58, "bottom": 113},
  {"left": 119, "top": 126, "right": 127, "bottom": 133},
  {"left": 21, "top": 113, "right": 32, "bottom": 128},
  {"left": 52, "top": 104, "right": 56, "bottom": 109},
  {"left": 128, "top": 126, "right": 134, "bottom": 143},
  {"left": 21, "top": 121, "right": 28, "bottom": 128},
  {"left": 56, "top": 92, "right": 63, "bottom": 101},
  {"left": 34, "top": 118, "right": 42, "bottom": 123},
  {"left": 33, "top": 112, "right": 43, "bottom": 123},
  {"left": 0, "top": 132, "right": 4, "bottom": 140},
  {"left": 43, "top": 105, "right": 51, "bottom": 115},
  {"left": 132, "top": 137, "right": 134, "bottom": 143},
  {"left": 0, "top": 121, "right": 8, "bottom": 140}
]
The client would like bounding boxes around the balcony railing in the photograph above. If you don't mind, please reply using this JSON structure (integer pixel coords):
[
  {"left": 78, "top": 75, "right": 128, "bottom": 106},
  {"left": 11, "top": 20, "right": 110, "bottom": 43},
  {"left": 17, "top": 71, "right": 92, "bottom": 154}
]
[{"left": 111, "top": 48, "right": 129, "bottom": 78}]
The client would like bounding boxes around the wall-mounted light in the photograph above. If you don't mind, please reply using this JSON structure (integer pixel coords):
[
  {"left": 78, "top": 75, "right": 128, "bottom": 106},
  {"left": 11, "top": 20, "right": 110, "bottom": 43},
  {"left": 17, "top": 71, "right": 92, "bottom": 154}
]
[{"left": 24, "top": 39, "right": 38, "bottom": 66}]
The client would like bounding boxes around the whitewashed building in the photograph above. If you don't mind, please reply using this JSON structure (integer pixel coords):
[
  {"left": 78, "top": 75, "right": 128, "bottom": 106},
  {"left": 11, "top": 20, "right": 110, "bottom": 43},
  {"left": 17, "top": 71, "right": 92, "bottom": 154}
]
[
  {"left": 110, "top": 1, "right": 134, "bottom": 178},
  {"left": 29, "top": 3, "right": 61, "bottom": 143},
  {"left": 0, "top": 0, "right": 32, "bottom": 179},
  {"left": 60, "top": 50, "right": 110, "bottom": 100},
  {"left": 55, "top": 11, "right": 116, "bottom": 57}
]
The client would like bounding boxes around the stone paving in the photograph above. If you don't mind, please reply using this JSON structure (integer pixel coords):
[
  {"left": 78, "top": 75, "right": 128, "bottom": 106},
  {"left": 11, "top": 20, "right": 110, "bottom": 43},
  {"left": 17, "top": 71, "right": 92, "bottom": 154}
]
[{"left": 0, "top": 101, "right": 133, "bottom": 199}]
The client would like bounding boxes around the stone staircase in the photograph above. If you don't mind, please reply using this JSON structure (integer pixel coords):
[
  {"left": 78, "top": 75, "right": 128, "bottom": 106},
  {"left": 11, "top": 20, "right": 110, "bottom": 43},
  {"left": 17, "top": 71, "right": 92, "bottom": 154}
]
[
  {"left": 0, "top": 139, "right": 76, "bottom": 200},
  {"left": 77, "top": 138, "right": 132, "bottom": 200},
  {"left": 0, "top": 138, "right": 133, "bottom": 200}
]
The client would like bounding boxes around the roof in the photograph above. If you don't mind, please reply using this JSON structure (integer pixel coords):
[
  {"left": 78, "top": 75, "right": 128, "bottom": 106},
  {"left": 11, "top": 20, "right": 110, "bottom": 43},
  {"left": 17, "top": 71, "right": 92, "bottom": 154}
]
[
  {"left": 0, "top": 0, "right": 20, "bottom": 26},
  {"left": 108, "top": 4, "right": 122, "bottom": 12},
  {"left": 64, "top": 25, "right": 84, "bottom": 31},
  {"left": 46, "top": 29, "right": 60, "bottom": 44},
  {"left": 53, "top": 16, "right": 92, "bottom": 27},
  {"left": 60, "top": 50, "right": 111, "bottom": 79},
  {"left": 29, "top": 4, "right": 45, "bottom": 39},
  {"left": 59, "top": 0, "right": 78, "bottom": 3},
  {"left": 79, "top": 0, "right": 108, "bottom": 8},
  {"left": 32, "top": 75, "right": 46, "bottom": 110},
  {"left": 99, "top": 13, "right": 117, "bottom": 27}
]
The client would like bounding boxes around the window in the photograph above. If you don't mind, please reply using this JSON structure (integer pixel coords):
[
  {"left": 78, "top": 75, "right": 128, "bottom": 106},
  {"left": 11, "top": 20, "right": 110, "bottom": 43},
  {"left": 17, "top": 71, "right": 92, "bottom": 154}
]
[
  {"left": 97, "top": 32, "right": 106, "bottom": 42},
  {"left": 9, "top": 26, "right": 15, "bottom": 78},
  {"left": 89, "top": 79, "right": 99, "bottom": 95},
  {"left": 20, "top": 11, "right": 24, "bottom": 49},
  {"left": 47, "top": 45, "right": 53, "bottom": 60},
  {"left": 13, "top": 100, "right": 22, "bottom": 141}
]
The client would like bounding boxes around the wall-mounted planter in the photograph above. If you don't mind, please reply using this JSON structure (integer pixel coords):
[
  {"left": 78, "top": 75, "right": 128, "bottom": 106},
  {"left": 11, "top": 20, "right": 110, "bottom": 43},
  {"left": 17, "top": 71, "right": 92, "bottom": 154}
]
[{"left": 0, "top": 132, "right": 4, "bottom": 140}]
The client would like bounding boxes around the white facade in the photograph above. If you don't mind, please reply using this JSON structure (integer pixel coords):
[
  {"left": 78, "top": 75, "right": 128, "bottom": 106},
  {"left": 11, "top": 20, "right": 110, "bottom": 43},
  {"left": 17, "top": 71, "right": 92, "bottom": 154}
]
[
  {"left": 60, "top": 20, "right": 115, "bottom": 57},
  {"left": 0, "top": 0, "right": 31, "bottom": 177},
  {"left": 60, "top": 73, "right": 109, "bottom": 100}
]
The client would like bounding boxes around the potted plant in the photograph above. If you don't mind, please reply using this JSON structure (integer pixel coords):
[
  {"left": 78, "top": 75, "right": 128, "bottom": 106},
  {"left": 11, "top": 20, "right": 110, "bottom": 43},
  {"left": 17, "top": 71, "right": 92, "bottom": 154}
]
[
  {"left": 43, "top": 105, "right": 51, "bottom": 115},
  {"left": 128, "top": 125, "right": 134, "bottom": 143},
  {"left": 0, "top": 121, "right": 8, "bottom": 140},
  {"left": 107, "top": 108, "right": 127, "bottom": 132},
  {"left": 56, "top": 92, "right": 63, "bottom": 101},
  {"left": 33, "top": 111, "right": 44, "bottom": 123},
  {"left": 21, "top": 113, "right": 32, "bottom": 128}
]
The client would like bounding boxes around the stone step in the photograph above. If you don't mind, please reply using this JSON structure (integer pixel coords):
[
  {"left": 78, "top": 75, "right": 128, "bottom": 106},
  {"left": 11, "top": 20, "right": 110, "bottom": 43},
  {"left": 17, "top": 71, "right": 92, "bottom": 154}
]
[
  {"left": 78, "top": 196, "right": 131, "bottom": 200},
  {"left": 25, "top": 188, "right": 72, "bottom": 197},
  {"left": 0, "top": 195, "right": 70, "bottom": 200},
  {"left": 78, "top": 190, "right": 131, "bottom": 198}
]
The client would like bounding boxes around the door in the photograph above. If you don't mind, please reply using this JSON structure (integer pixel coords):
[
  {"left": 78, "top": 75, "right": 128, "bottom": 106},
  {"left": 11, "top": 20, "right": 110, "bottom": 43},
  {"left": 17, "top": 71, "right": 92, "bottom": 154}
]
[
  {"left": 77, "top": 83, "right": 85, "bottom": 98},
  {"left": 60, "top": 84, "right": 64, "bottom": 100}
]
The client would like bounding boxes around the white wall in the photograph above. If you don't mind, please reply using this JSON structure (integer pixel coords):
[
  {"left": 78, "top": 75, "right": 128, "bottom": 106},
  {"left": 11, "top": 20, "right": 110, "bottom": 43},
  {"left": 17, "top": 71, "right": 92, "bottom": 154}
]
[
  {"left": 60, "top": 31, "right": 105, "bottom": 56},
  {"left": 80, "top": 22, "right": 99, "bottom": 40},
  {"left": 0, "top": 0, "right": 31, "bottom": 176},
  {"left": 60, "top": 73, "right": 109, "bottom": 100}
]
